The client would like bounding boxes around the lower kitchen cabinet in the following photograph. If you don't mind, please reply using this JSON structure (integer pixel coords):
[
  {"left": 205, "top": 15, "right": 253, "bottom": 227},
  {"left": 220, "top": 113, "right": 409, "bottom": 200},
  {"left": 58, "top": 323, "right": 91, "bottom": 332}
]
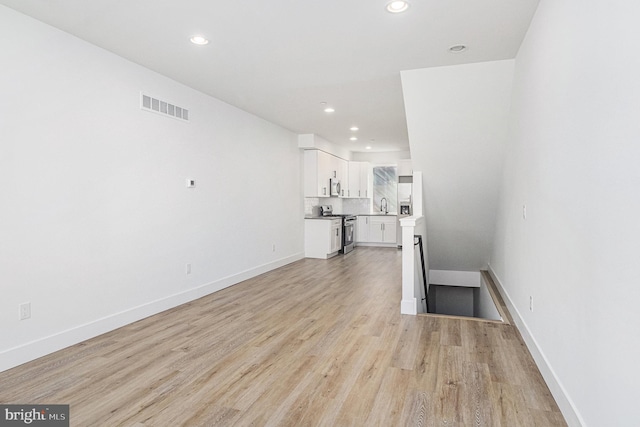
[
  {"left": 370, "top": 216, "right": 396, "bottom": 243},
  {"left": 305, "top": 218, "right": 342, "bottom": 259},
  {"left": 356, "top": 215, "right": 397, "bottom": 246},
  {"left": 357, "top": 216, "right": 370, "bottom": 242}
]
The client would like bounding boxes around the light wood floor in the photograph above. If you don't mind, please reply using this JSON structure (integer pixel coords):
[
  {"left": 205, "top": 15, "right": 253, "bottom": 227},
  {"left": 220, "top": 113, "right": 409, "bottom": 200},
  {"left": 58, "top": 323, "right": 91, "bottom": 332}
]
[{"left": 0, "top": 247, "right": 566, "bottom": 426}]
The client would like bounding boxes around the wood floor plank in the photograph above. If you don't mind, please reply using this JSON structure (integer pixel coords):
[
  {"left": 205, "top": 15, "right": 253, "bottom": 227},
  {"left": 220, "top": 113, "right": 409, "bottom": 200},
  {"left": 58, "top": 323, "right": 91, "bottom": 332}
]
[
  {"left": 390, "top": 315, "right": 423, "bottom": 370},
  {"left": 0, "top": 247, "right": 566, "bottom": 426},
  {"left": 364, "top": 367, "right": 412, "bottom": 426}
]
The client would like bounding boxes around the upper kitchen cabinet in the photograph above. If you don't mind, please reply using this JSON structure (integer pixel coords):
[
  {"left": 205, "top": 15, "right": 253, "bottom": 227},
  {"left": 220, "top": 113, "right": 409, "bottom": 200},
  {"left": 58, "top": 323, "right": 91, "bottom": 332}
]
[
  {"left": 304, "top": 150, "right": 332, "bottom": 197},
  {"left": 304, "top": 149, "right": 349, "bottom": 198},
  {"left": 360, "top": 162, "right": 372, "bottom": 198},
  {"left": 347, "top": 162, "right": 372, "bottom": 198},
  {"left": 331, "top": 156, "right": 349, "bottom": 197},
  {"left": 347, "top": 162, "right": 360, "bottom": 198}
]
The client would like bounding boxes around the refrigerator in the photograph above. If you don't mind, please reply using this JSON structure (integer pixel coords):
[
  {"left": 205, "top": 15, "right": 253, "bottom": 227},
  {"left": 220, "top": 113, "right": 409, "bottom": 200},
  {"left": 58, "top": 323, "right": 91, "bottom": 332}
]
[{"left": 396, "top": 176, "right": 413, "bottom": 248}]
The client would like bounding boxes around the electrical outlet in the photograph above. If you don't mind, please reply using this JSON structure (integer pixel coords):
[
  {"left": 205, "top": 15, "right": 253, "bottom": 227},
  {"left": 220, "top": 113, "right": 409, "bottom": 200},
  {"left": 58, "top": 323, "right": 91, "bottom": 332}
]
[
  {"left": 272, "top": 244, "right": 276, "bottom": 252},
  {"left": 19, "top": 302, "right": 31, "bottom": 320},
  {"left": 186, "top": 263, "right": 192, "bottom": 275},
  {"left": 529, "top": 296, "right": 533, "bottom": 312},
  {"left": 523, "top": 204, "right": 527, "bottom": 220}
]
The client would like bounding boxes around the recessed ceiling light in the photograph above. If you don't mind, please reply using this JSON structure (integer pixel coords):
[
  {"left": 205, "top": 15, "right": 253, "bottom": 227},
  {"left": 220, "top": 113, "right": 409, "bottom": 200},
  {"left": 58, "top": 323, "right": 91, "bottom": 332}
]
[
  {"left": 350, "top": 126, "right": 359, "bottom": 131},
  {"left": 366, "top": 146, "right": 372, "bottom": 150},
  {"left": 324, "top": 107, "right": 335, "bottom": 113},
  {"left": 190, "top": 35, "right": 209, "bottom": 45},
  {"left": 448, "top": 44, "right": 467, "bottom": 53},
  {"left": 350, "top": 137, "right": 358, "bottom": 141},
  {"left": 386, "top": 1, "right": 409, "bottom": 13}
]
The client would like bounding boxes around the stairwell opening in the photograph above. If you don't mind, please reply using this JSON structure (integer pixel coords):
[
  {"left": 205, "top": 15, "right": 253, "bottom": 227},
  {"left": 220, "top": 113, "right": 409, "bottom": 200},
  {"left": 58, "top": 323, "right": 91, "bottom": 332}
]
[{"left": 420, "top": 270, "right": 507, "bottom": 323}]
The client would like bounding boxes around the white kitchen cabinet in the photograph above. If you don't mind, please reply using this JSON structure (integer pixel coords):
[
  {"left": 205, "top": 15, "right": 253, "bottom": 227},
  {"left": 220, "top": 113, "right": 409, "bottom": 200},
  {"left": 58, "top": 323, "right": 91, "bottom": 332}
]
[
  {"left": 357, "top": 215, "right": 396, "bottom": 245},
  {"left": 347, "top": 162, "right": 372, "bottom": 198},
  {"left": 330, "top": 156, "right": 348, "bottom": 197},
  {"left": 339, "top": 159, "right": 349, "bottom": 197},
  {"left": 357, "top": 216, "right": 370, "bottom": 242},
  {"left": 305, "top": 218, "right": 342, "bottom": 259},
  {"left": 360, "top": 162, "right": 372, "bottom": 198},
  {"left": 304, "top": 150, "right": 332, "bottom": 197},
  {"left": 368, "top": 218, "right": 384, "bottom": 242},
  {"left": 331, "top": 221, "right": 342, "bottom": 252},
  {"left": 304, "top": 150, "right": 349, "bottom": 198},
  {"left": 370, "top": 216, "right": 397, "bottom": 244},
  {"left": 348, "top": 162, "right": 360, "bottom": 198}
]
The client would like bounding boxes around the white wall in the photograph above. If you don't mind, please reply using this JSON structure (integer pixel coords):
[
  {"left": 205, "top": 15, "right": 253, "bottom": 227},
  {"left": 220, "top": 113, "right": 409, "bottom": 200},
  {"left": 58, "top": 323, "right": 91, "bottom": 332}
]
[
  {"left": 491, "top": 0, "right": 640, "bottom": 425},
  {"left": 473, "top": 279, "right": 501, "bottom": 321},
  {"left": 0, "top": 6, "right": 304, "bottom": 371},
  {"left": 431, "top": 286, "right": 474, "bottom": 318},
  {"left": 401, "top": 60, "right": 514, "bottom": 270},
  {"left": 351, "top": 150, "right": 411, "bottom": 164},
  {"left": 297, "top": 134, "right": 352, "bottom": 161}
]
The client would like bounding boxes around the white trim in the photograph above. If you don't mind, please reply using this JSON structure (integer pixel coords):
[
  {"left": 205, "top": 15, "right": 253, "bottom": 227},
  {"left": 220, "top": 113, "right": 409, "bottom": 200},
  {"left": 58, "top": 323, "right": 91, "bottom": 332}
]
[
  {"left": 355, "top": 242, "right": 397, "bottom": 248},
  {"left": 429, "top": 269, "right": 481, "bottom": 287},
  {"left": 401, "top": 298, "right": 417, "bottom": 315},
  {"left": 0, "top": 253, "right": 304, "bottom": 373},
  {"left": 400, "top": 215, "right": 426, "bottom": 315},
  {"left": 487, "top": 264, "right": 585, "bottom": 427},
  {"left": 399, "top": 215, "right": 419, "bottom": 227}
]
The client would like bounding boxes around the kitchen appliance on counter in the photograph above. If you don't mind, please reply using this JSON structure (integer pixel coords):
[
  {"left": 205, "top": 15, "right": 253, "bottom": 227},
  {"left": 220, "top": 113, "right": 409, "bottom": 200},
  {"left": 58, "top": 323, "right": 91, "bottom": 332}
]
[
  {"left": 320, "top": 205, "right": 357, "bottom": 254},
  {"left": 320, "top": 205, "right": 333, "bottom": 217},
  {"left": 397, "top": 176, "right": 413, "bottom": 248}
]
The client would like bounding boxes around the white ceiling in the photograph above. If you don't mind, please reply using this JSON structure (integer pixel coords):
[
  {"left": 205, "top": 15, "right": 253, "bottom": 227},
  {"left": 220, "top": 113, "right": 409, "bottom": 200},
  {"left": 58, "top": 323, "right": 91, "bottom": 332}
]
[{"left": 0, "top": 0, "right": 539, "bottom": 153}]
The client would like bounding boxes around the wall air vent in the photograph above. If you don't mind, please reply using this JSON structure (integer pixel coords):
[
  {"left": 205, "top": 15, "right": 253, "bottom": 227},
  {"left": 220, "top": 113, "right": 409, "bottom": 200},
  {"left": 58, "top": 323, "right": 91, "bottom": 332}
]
[{"left": 140, "top": 93, "right": 189, "bottom": 122}]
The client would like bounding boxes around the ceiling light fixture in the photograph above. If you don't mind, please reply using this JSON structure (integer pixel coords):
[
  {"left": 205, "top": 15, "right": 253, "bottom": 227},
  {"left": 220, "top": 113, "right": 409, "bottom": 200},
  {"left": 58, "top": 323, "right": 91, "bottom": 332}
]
[
  {"left": 448, "top": 44, "right": 467, "bottom": 53},
  {"left": 386, "top": 1, "right": 409, "bottom": 13},
  {"left": 350, "top": 137, "right": 358, "bottom": 141},
  {"left": 324, "top": 107, "right": 335, "bottom": 113},
  {"left": 366, "top": 146, "right": 372, "bottom": 150},
  {"left": 350, "top": 126, "right": 359, "bottom": 131},
  {"left": 190, "top": 35, "right": 209, "bottom": 45}
]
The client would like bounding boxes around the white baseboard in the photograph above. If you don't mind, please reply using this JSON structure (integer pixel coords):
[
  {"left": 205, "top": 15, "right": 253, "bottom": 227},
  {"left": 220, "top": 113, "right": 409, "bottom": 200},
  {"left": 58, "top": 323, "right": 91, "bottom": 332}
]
[
  {"left": 0, "top": 253, "right": 304, "bottom": 373},
  {"left": 355, "top": 242, "right": 398, "bottom": 248},
  {"left": 401, "top": 298, "right": 417, "bottom": 315},
  {"left": 487, "top": 264, "right": 584, "bottom": 427}
]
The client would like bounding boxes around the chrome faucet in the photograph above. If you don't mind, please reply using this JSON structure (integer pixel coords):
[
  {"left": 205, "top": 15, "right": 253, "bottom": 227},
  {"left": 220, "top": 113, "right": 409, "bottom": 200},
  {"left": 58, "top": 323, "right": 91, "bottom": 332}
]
[{"left": 380, "top": 197, "right": 388, "bottom": 214}]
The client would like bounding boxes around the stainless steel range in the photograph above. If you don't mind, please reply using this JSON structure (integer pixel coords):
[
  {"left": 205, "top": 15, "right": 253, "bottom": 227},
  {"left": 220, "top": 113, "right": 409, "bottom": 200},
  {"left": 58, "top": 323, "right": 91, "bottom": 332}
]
[
  {"left": 338, "top": 214, "right": 357, "bottom": 254},
  {"left": 320, "top": 205, "right": 357, "bottom": 254}
]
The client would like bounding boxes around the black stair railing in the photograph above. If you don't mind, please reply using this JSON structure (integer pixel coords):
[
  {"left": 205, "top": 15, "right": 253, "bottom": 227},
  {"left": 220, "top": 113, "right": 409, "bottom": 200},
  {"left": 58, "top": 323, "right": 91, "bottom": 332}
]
[{"left": 414, "top": 235, "right": 430, "bottom": 312}]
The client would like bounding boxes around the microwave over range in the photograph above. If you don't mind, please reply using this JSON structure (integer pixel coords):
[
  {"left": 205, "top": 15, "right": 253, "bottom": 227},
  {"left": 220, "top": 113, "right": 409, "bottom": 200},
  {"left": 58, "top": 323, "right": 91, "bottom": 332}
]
[{"left": 330, "top": 179, "right": 341, "bottom": 197}]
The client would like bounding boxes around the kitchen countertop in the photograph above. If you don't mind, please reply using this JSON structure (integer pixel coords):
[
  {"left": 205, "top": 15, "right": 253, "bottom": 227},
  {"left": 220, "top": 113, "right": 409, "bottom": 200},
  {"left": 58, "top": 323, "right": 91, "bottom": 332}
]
[
  {"left": 304, "top": 216, "right": 342, "bottom": 220},
  {"left": 305, "top": 213, "right": 398, "bottom": 219}
]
